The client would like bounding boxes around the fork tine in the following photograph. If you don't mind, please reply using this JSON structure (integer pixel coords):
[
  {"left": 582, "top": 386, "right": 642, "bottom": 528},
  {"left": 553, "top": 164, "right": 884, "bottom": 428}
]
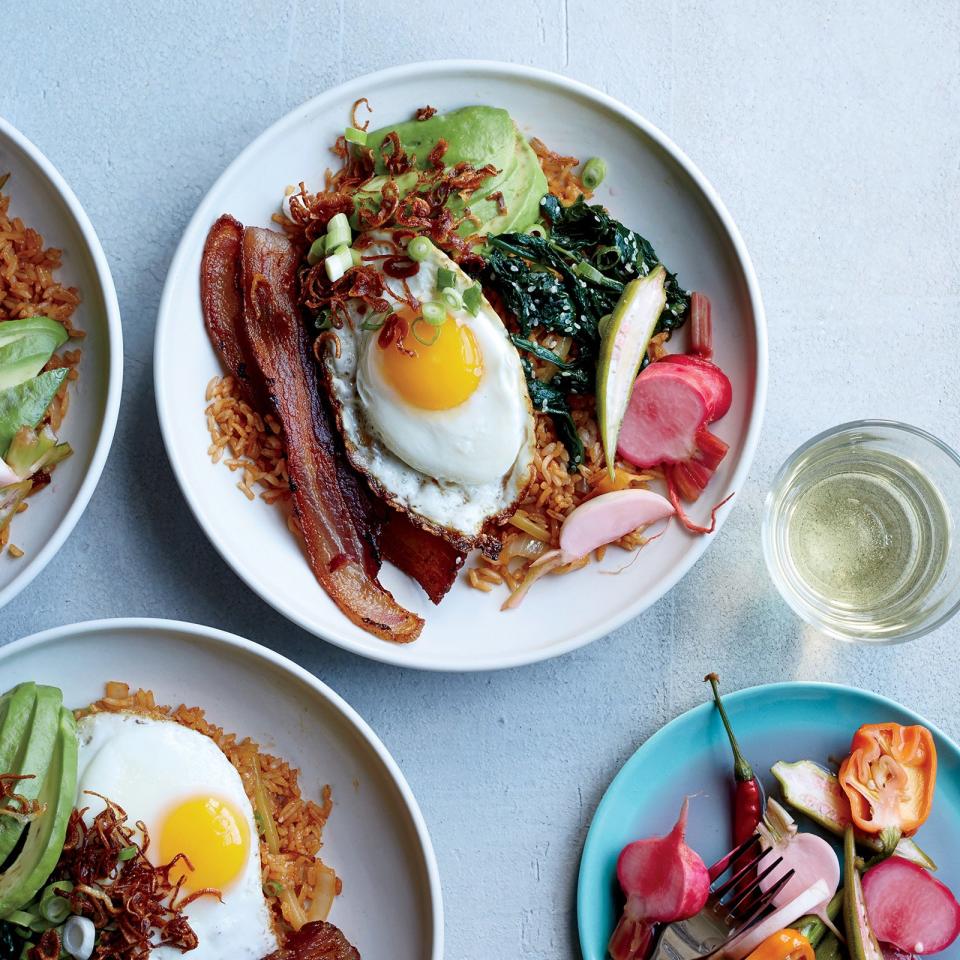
[
  {"left": 712, "top": 846, "right": 776, "bottom": 900},
  {"left": 729, "top": 867, "right": 795, "bottom": 922},
  {"left": 707, "top": 834, "right": 760, "bottom": 881}
]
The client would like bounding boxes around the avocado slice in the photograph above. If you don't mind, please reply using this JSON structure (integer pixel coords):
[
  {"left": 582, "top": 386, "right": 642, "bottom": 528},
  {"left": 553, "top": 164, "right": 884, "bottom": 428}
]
[
  {"left": 0, "top": 686, "right": 63, "bottom": 866},
  {"left": 0, "top": 368, "right": 68, "bottom": 458},
  {"left": 0, "top": 684, "right": 38, "bottom": 774},
  {"left": 5, "top": 426, "right": 72, "bottom": 480},
  {"left": 366, "top": 106, "right": 517, "bottom": 173},
  {"left": 0, "top": 706, "right": 77, "bottom": 919},
  {"left": 0, "top": 319, "right": 68, "bottom": 391},
  {"left": 0, "top": 318, "right": 68, "bottom": 350},
  {"left": 360, "top": 107, "right": 546, "bottom": 238},
  {"left": 596, "top": 266, "right": 668, "bottom": 478}
]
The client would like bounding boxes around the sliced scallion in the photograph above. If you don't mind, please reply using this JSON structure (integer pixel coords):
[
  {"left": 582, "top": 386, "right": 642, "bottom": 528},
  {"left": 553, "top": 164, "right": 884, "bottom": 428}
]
[
  {"left": 436, "top": 267, "right": 456, "bottom": 291},
  {"left": 5, "top": 910, "right": 35, "bottom": 928},
  {"left": 412, "top": 318, "right": 441, "bottom": 346},
  {"left": 344, "top": 126, "right": 367, "bottom": 146},
  {"left": 361, "top": 314, "right": 388, "bottom": 331},
  {"left": 463, "top": 284, "right": 482, "bottom": 316},
  {"left": 441, "top": 287, "right": 463, "bottom": 311},
  {"left": 63, "top": 915, "right": 96, "bottom": 960},
  {"left": 408, "top": 235, "right": 432, "bottom": 262},
  {"left": 594, "top": 245, "right": 621, "bottom": 270},
  {"left": 306, "top": 235, "right": 327, "bottom": 265},
  {"left": 324, "top": 245, "right": 354, "bottom": 283},
  {"left": 350, "top": 247, "right": 362, "bottom": 267},
  {"left": 40, "top": 895, "right": 70, "bottom": 924},
  {"left": 582, "top": 157, "right": 607, "bottom": 190},
  {"left": 118, "top": 845, "right": 138, "bottom": 861},
  {"left": 422, "top": 301, "right": 446, "bottom": 326},
  {"left": 574, "top": 261, "right": 606, "bottom": 283},
  {"left": 325, "top": 212, "right": 351, "bottom": 250},
  {"left": 524, "top": 223, "right": 549, "bottom": 239}
]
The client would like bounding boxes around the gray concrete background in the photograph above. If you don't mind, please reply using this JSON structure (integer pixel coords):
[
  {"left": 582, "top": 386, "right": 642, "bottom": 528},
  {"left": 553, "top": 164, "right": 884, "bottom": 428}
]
[{"left": 4, "top": 3, "right": 960, "bottom": 957}]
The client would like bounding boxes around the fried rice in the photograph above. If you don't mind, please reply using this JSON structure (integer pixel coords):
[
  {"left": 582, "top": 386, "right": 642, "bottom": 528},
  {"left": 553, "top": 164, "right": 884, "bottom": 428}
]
[
  {"left": 0, "top": 176, "right": 83, "bottom": 555},
  {"left": 202, "top": 140, "right": 669, "bottom": 606},
  {"left": 80, "top": 682, "right": 339, "bottom": 938}
]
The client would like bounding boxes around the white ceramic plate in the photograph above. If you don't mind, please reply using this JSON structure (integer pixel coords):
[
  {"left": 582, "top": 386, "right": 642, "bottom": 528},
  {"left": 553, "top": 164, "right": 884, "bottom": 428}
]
[
  {"left": 0, "top": 118, "right": 123, "bottom": 609},
  {"left": 155, "top": 60, "right": 766, "bottom": 671},
  {"left": 0, "top": 618, "right": 443, "bottom": 959}
]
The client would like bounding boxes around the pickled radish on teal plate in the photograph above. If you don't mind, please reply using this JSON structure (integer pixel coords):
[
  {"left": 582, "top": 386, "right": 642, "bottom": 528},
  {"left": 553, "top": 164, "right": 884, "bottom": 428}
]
[{"left": 577, "top": 682, "right": 960, "bottom": 959}]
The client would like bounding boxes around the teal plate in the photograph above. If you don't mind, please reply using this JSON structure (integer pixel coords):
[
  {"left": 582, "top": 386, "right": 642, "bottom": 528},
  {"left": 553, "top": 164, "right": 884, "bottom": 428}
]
[{"left": 577, "top": 682, "right": 960, "bottom": 960}]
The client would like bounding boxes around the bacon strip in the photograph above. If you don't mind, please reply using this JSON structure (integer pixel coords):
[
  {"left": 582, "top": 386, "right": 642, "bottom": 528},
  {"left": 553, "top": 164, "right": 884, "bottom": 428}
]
[
  {"left": 200, "top": 214, "right": 255, "bottom": 402},
  {"left": 238, "top": 226, "right": 422, "bottom": 642},
  {"left": 264, "top": 920, "right": 360, "bottom": 960},
  {"left": 380, "top": 511, "right": 466, "bottom": 605}
]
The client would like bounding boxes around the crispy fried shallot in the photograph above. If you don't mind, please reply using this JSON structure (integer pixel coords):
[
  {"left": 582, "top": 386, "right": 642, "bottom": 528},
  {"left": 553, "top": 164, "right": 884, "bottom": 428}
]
[
  {"left": 0, "top": 773, "right": 46, "bottom": 823},
  {"left": 52, "top": 794, "right": 216, "bottom": 960},
  {"left": 414, "top": 104, "right": 437, "bottom": 121}
]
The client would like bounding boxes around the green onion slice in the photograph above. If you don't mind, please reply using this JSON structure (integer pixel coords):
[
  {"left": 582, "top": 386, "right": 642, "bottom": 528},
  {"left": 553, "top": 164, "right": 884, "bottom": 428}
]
[
  {"left": 350, "top": 247, "right": 362, "bottom": 267},
  {"left": 436, "top": 267, "right": 456, "bottom": 291},
  {"left": 421, "top": 301, "right": 446, "bottom": 326},
  {"left": 463, "top": 284, "right": 482, "bottom": 316},
  {"left": 524, "top": 223, "right": 549, "bottom": 239},
  {"left": 594, "top": 245, "right": 621, "bottom": 270},
  {"left": 344, "top": 126, "right": 368, "bottom": 146},
  {"left": 408, "top": 236, "right": 432, "bottom": 262},
  {"left": 441, "top": 287, "right": 463, "bottom": 311},
  {"left": 582, "top": 157, "right": 607, "bottom": 190},
  {"left": 118, "top": 845, "right": 138, "bottom": 861},
  {"left": 574, "top": 261, "right": 606, "bottom": 283},
  {"left": 5, "top": 910, "right": 35, "bottom": 928},
  {"left": 361, "top": 314, "right": 388, "bottom": 331},
  {"left": 326, "top": 212, "right": 351, "bottom": 250},
  {"left": 412, "top": 318, "right": 441, "bottom": 346},
  {"left": 307, "top": 235, "right": 327, "bottom": 265}
]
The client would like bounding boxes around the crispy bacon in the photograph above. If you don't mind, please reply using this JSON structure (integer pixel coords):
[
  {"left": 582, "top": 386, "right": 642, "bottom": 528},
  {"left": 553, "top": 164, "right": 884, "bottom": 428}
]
[
  {"left": 200, "top": 214, "right": 254, "bottom": 402},
  {"left": 263, "top": 920, "right": 360, "bottom": 960},
  {"left": 380, "top": 511, "right": 466, "bottom": 604},
  {"left": 238, "top": 226, "right": 422, "bottom": 642}
]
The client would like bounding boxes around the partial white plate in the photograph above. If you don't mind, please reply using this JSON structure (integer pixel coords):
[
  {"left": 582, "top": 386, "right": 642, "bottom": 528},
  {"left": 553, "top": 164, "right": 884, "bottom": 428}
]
[
  {"left": 0, "top": 118, "right": 123, "bottom": 609},
  {"left": 0, "top": 618, "right": 443, "bottom": 960},
  {"left": 155, "top": 60, "right": 766, "bottom": 671}
]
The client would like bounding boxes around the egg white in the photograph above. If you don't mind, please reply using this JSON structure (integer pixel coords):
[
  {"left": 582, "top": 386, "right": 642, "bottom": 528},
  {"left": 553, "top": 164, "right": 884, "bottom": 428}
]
[
  {"left": 322, "top": 232, "right": 535, "bottom": 546},
  {"left": 75, "top": 712, "right": 278, "bottom": 960}
]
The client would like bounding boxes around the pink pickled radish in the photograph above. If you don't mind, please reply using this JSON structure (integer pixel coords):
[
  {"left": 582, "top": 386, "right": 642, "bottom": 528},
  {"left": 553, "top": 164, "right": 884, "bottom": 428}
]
[
  {"left": 690, "top": 291, "right": 713, "bottom": 358},
  {"left": 862, "top": 857, "right": 960, "bottom": 954},
  {"left": 609, "top": 799, "right": 709, "bottom": 959},
  {"left": 617, "top": 368, "right": 709, "bottom": 468},
  {"left": 655, "top": 354, "right": 733, "bottom": 420},
  {"left": 559, "top": 490, "right": 674, "bottom": 560}
]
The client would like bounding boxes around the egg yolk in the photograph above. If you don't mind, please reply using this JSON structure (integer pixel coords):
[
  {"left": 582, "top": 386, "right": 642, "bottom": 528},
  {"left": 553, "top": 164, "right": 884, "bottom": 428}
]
[
  {"left": 159, "top": 795, "right": 250, "bottom": 891},
  {"left": 381, "top": 313, "right": 483, "bottom": 410}
]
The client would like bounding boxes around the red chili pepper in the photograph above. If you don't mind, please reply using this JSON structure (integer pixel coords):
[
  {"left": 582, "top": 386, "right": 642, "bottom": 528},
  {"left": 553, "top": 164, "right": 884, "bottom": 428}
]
[{"left": 705, "top": 673, "right": 764, "bottom": 848}]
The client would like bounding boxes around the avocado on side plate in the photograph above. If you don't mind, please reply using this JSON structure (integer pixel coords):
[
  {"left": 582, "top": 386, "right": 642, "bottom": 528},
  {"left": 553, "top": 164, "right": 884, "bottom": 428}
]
[
  {"left": 0, "top": 317, "right": 68, "bottom": 391},
  {"left": 0, "top": 368, "right": 68, "bottom": 458},
  {"left": 0, "top": 706, "right": 77, "bottom": 919},
  {"left": 0, "top": 685, "right": 64, "bottom": 866}
]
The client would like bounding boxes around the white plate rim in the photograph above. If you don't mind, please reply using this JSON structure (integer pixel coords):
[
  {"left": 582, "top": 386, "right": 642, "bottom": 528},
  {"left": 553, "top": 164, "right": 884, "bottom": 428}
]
[
  {"left": 154, "top": 59, "right": 768, "bottom": 672},
  {"left": 0, "top": 615, "right": 445, "bottom": 959},
  {"left": 0, "top": 117, "right": 124, "bottom": 610}
]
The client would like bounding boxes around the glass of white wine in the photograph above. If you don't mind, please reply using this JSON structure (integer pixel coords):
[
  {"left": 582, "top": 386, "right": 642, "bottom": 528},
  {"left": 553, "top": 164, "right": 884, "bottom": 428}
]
[{"left": 763, "top": 421, "right": 960, "bottom": 643}]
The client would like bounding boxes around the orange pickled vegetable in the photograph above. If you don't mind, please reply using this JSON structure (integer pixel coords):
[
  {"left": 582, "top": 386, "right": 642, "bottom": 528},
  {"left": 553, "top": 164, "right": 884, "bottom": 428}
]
[
  {"left": 838, "top": 722, "right": 936, "bottom": 855},
  {"left": 745, "top": 929, "right": 814, "bottom": 960}
]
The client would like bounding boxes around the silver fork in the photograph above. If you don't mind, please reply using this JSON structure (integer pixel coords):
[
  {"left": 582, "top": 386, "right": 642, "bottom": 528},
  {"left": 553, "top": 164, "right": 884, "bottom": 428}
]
[{"left": 649, "top": 836, "right": 795, "bottom": 960}]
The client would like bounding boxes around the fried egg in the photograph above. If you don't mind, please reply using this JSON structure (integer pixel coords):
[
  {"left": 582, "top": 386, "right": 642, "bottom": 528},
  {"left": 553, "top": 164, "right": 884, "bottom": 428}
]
[
  {"left": 321, "top": 232, "right": 535, "bottom": 551},
  {"left": 76, "top": 712, "right": 278, "bottom": 959}
]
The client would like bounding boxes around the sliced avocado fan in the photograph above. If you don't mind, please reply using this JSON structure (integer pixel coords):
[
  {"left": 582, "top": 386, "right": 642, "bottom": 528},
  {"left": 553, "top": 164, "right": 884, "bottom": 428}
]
[
  {"left": 596, "top": 266, "right": 668, "bottom": 477},
  {"left": 0, "top": 685, "right": 64, "bottom": 865},
  {"left": 0, "top": 683, "right": 38, "bottom": 775},
  {"left": 0, "top": 706, "right": 77, "bottom": 919}
]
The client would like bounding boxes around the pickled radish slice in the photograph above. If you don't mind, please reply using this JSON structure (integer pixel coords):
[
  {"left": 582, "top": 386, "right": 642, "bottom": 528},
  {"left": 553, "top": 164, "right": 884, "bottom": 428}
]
[{"left": 559, "top": 490, "right": 674, "bottom": 560}]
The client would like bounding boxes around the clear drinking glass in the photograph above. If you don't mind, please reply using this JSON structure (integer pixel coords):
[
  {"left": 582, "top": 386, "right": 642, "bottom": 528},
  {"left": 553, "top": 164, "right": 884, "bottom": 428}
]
[{"left": 762, "top": 420, "right": 960, "bottom": 643}]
